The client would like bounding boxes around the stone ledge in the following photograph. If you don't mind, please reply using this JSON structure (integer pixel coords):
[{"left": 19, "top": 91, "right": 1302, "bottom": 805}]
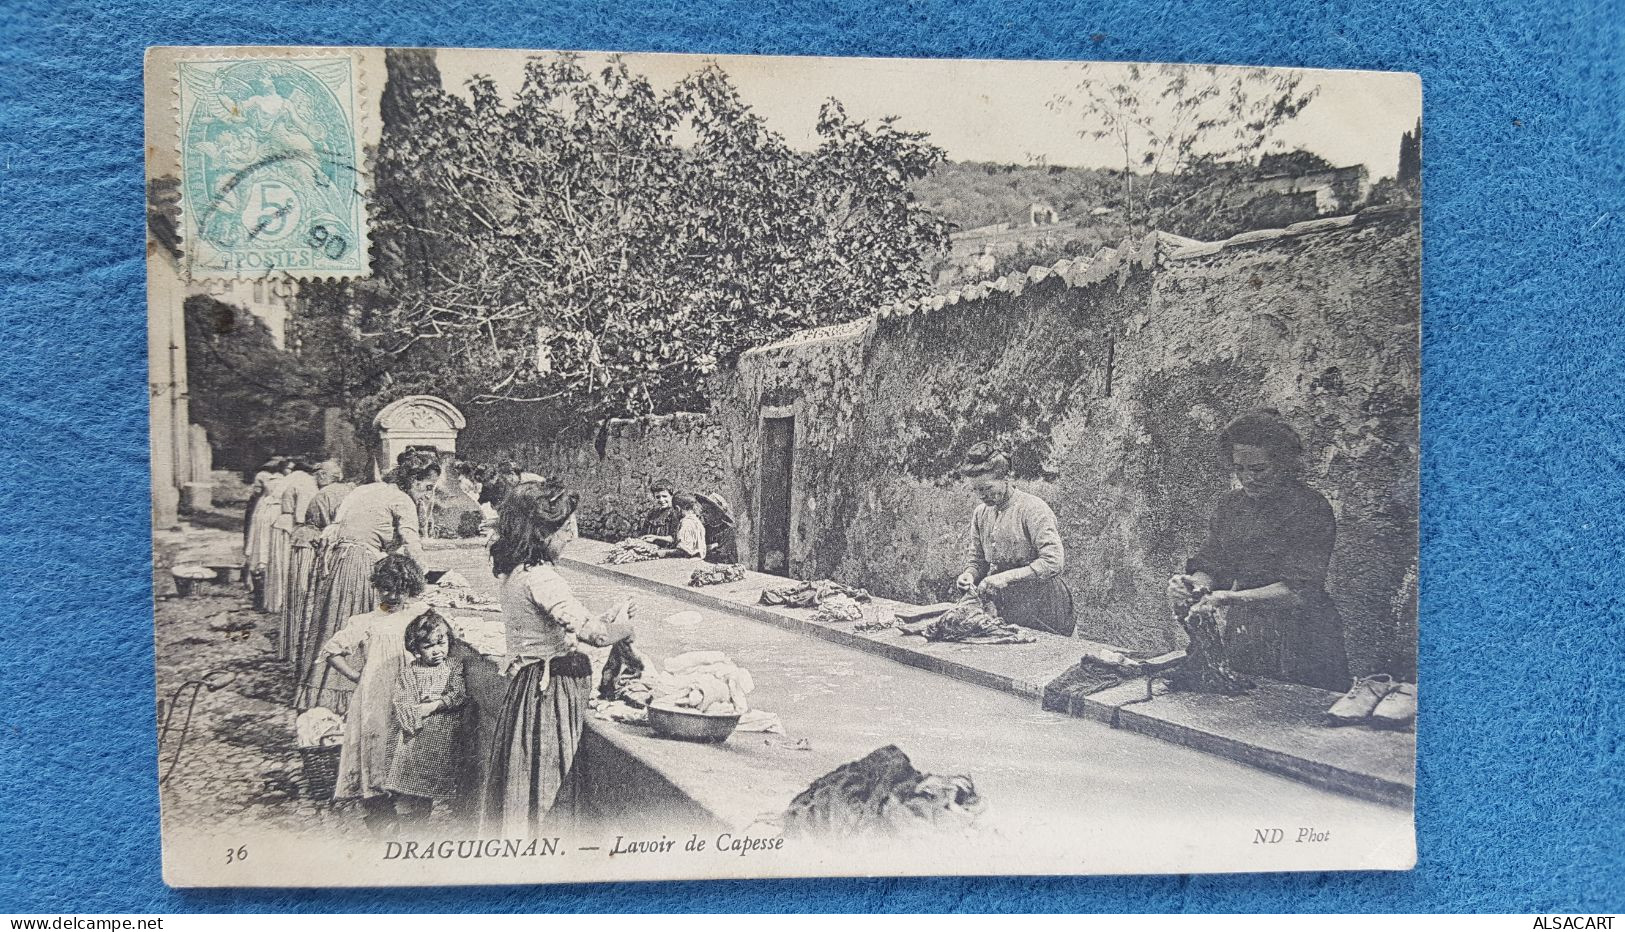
[
  {"left": 554, "top": 539, "right": 1096, "bottom": 702},
  {"left": 1056, "top": 680, "right": 1415, "bottom": 808},
  {"left": 537, "top": 539, "right": 1416, "bottom": 809}
]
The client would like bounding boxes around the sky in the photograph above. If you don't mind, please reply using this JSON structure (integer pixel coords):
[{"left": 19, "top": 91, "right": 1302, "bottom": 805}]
[{"left": 436, "top": 48, "right": 1422, "bottom": 180}]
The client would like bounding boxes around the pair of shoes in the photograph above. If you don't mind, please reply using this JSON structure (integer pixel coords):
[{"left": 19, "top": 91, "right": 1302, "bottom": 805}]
[
  {"left": 1324, "top": 675, "right": 1418, "bottom": 728},
  {"left": 1371, "top": 682, "right": 1417, "bottom": 729},
  {"left": 1325, "top": 674, "right": 1396, "bottom": 725}
]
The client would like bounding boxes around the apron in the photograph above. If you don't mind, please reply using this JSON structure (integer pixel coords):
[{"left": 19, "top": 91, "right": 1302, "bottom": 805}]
[{"left": 988, "top": 564, "right": 1075, "bottom": 637}]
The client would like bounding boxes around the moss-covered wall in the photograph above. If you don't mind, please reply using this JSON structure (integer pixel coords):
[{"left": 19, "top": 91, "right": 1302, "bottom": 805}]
[
  {"left": 472, "top": 209, "right": 1420, "bottom": 677},
  {"left": 721, "top": 208, "right": 1419, "bottom": 676},
  {"left": 718, "top": 320, "right": 872, "bottom": 577}
]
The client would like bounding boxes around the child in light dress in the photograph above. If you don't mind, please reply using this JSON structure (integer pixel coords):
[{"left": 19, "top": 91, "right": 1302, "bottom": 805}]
[
  {"left": 383, "top": 611, "right": 467, "bottom": 824},
  {"left": 660, "top": 493, "right": 707, "bottom": 559},
  {"left": 320, "top": 553, "right": 428, "bottom": 834}
]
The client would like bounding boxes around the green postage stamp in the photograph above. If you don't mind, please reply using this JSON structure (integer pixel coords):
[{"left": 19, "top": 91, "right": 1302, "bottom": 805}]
[{"left": 176, "top": 53, "right": 367, "bottom": 279}]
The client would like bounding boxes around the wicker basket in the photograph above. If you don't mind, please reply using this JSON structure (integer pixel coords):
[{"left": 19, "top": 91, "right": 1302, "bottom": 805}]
[{"left": 299, "top": 736, "right": 343, "bottom": 800}]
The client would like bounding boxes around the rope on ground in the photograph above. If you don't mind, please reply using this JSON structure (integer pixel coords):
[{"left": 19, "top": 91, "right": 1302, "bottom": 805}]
[{"left": 158, "top": 670, "right": 237, "bottom": 786}]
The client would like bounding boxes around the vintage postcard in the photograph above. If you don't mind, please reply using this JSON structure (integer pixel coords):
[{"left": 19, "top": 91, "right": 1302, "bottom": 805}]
[{"left": 146, "top": 45, "right": 1421, "bottom": 887}]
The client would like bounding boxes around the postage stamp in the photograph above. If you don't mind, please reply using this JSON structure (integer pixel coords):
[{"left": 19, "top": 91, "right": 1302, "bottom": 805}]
[{"left": 176, "top": 53, "right": 368, "bottom": 280}]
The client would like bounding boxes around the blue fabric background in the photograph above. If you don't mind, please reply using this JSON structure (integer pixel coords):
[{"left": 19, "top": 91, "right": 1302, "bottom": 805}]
[{"left": 1, "top": 0, "right": 1621, "bottom": 913}]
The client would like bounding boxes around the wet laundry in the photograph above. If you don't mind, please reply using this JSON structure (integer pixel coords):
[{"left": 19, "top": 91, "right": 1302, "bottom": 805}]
[
  {"left": 813, "top": 593, "right": 866, "bottom": 625},
  {"left": 759, "top": 579, "right": 872, "bottom": 609},
  {"left": 294, "top": 707, "right": 344, "bottom": 749},
  {"left": 690, "top": 563, "right": 747, "bottom": 587},
  {"left": 896, "top": 595, "right": 1036, "bottom": 645},
  {"left": 651, "top": 651, "right": 757, "bottom": 715},
  {"left": 594, "top": 646, "right": 762, "bottom": 717},
  {"left": 423, "top": 571, "right": 499, "bottom": 612},
  {"left": 596, "top": 638, "right": 652, "bottom": 705},
  {"left": 604, "top": 538, "right": 663, "bottom": 565}
]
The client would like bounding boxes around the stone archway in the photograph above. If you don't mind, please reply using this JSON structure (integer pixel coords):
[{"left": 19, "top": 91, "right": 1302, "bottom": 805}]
[{"left": 373, "top": 395, "right": 466, "bottom": 468}]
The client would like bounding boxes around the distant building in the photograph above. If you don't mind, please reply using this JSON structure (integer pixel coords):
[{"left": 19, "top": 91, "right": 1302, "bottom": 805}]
[
  {"left": 197, "top": 278, "right": 300, "bottom": 349},
  {"left": 1240, "top": 164, "right": 1371, "bottom": 226},
  {"left": 1029, "top": 201, "right": 1059, "bottom": 226}
]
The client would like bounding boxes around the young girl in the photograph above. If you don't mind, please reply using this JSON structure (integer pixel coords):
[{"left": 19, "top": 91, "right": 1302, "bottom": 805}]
[
  {"left": 319, "top": 554, "right": 429, "bottom": 834},
  {"left": 383, "top": 611, "right": 467, "bottom": 825},
  {"left": 660, "top": 493, "right": 707, "bottom": 559}
]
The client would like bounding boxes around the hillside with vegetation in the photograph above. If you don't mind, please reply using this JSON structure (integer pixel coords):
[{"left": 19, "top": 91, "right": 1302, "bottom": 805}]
[{"left": 908, "top": 161, "right": 1122, "bottom": 233}]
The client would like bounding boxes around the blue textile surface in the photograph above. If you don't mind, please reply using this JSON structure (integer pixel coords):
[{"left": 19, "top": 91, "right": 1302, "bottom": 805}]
[{"left": 1, "top": 0, "right": 1621, "bottom": 913}]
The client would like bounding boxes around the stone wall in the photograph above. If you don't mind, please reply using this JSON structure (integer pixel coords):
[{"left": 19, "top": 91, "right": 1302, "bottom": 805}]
[
  {"left": 722, "top": 208, "right": 1420, "bottom": 677},
  {"left": 463, "top": 410, "right": 728, "bottom": 543},
  {"left": 472, "top": 208, "right": 1420, "bottom": 677},
  {"left": 717, "top": 320, "right": 872, "bottom": 577}
]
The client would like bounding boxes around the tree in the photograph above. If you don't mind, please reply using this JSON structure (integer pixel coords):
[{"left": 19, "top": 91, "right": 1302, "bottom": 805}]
[
  {"left": 1049, "top": 64, "right": 1320, "bottom": 237},
  {"left": 306, "top": 50, "right": 949, "bottom": 424},
  {"left": 1397, "top": 118, "right": 1422, "bottom": 188},
  {"left": 183, "top": 295, "right": 328, "bottom": 472},
  {"left": 1258, "top": 149, "right": 1335, "bottom": 176}
]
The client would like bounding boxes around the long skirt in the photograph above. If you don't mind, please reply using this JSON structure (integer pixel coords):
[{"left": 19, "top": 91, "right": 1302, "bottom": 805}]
[
  {"left": 294, "top": 540, "right": 380, "bottom": 713},
  {"left": 481, "top": 655, "right": 591, "bottom": 838},
  {"left": 1226, "top": 590, "right": 1351, "bottom": 693},
  {"left": 279, "top": 530, "right": 319, "bottom": 663},
  {"left": 245, "top": 495, "right": 282, "bottom": 572},
  {"left": 990, "top": 570, "right": 1076, "bottom": 637},
  {"left": 264, "top": 521, "right": 293, "bottom": 615}
]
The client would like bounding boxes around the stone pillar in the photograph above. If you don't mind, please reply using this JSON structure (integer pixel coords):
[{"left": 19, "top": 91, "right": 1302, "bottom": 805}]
[
  {"left": 180, "top": 481, "right": 213, "bottom": 512},
  {"left": 169, "top": 273, "right": 191, "bottom": 503},
  {"left": 147, "top": 253, "right": 183, "bottom": 530},
  {"left": 189, "top": 423, "right": 212, "bottom": 482}
]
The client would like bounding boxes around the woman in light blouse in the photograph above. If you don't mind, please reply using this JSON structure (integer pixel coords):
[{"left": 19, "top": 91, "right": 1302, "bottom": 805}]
[
  {"left": 481, "top": 480, "right": 636, "bottom": 836},
  {"left": 954, "top": 443, "right": 1075, "bottom": 636}
]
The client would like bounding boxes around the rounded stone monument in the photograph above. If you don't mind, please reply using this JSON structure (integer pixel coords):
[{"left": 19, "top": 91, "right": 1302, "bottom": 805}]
[{"left": 373, "top": 395, "right": 466, "bottom": 467}]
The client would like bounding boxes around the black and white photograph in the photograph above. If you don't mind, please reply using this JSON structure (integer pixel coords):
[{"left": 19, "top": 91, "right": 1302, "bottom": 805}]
[{"left": 145, "top": 45, "right": 1422, "bottom": 887}]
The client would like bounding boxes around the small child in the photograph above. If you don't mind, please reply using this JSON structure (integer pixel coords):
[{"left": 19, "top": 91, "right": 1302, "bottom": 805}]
[
  {"left": 662, "top": 493, "right": 708, "bottom": 559},
  {"left": 321, "top": 554, "right": 429, "bottom": 835},
  {"left": 383, "top": 611, "right": 467, "bottom": 825}
]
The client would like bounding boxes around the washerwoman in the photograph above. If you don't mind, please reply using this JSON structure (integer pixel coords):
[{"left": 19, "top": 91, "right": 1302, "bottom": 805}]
[
  {"left": 955, "top": 443, "right": 1075, "bottom": 637},
  {"left": 273, "top": 457, "right": 319, "bottom": 661},
  {"left": 296, "top": 451, "right": 439, "bottom": 713},
  {"left": 290, "top": 461, "right": 355, "bottom": 679},
  {"left": 1167, "top": 410, "right": 1352, "bottom": 692},
  {"left": 482, "top": 480, "right": 636, "bottom": 836},
  {"left": 245, "top": 458, "right": 290, "bottom": 606}
]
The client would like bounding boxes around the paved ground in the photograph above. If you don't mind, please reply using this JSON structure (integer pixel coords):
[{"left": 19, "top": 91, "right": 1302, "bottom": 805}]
[{"left": 154, "top": 575, "right": 359, "bottom": 837}]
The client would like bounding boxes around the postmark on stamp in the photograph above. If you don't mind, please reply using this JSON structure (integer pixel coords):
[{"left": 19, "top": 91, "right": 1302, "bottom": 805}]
[{"left": 177, "top": 53, "right": 368, "bottom": 280}]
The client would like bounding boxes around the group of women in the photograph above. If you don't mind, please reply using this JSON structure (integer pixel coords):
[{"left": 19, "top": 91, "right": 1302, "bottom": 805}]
[
  {"left": 231, "top": 405, "right": 1351, "bottom": 834},
  {"left": 244, "top": 451, "right": 442, "bottom": 715},
  {"left": 954, "top": 409, "right": 1353, "bottom": 693},
  {"left": 244, "top": 450, "right": 629, "bottom": 833}
]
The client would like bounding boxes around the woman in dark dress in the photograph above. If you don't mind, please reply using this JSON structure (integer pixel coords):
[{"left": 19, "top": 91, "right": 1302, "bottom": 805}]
[{"left": 1167, "top": 411, "right": 1352, "bottom": 692}]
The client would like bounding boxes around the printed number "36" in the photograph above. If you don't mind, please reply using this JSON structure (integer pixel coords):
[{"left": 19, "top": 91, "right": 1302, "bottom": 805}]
[{"left": 226, "top": 845, "right": 248, "bottom": 864}]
